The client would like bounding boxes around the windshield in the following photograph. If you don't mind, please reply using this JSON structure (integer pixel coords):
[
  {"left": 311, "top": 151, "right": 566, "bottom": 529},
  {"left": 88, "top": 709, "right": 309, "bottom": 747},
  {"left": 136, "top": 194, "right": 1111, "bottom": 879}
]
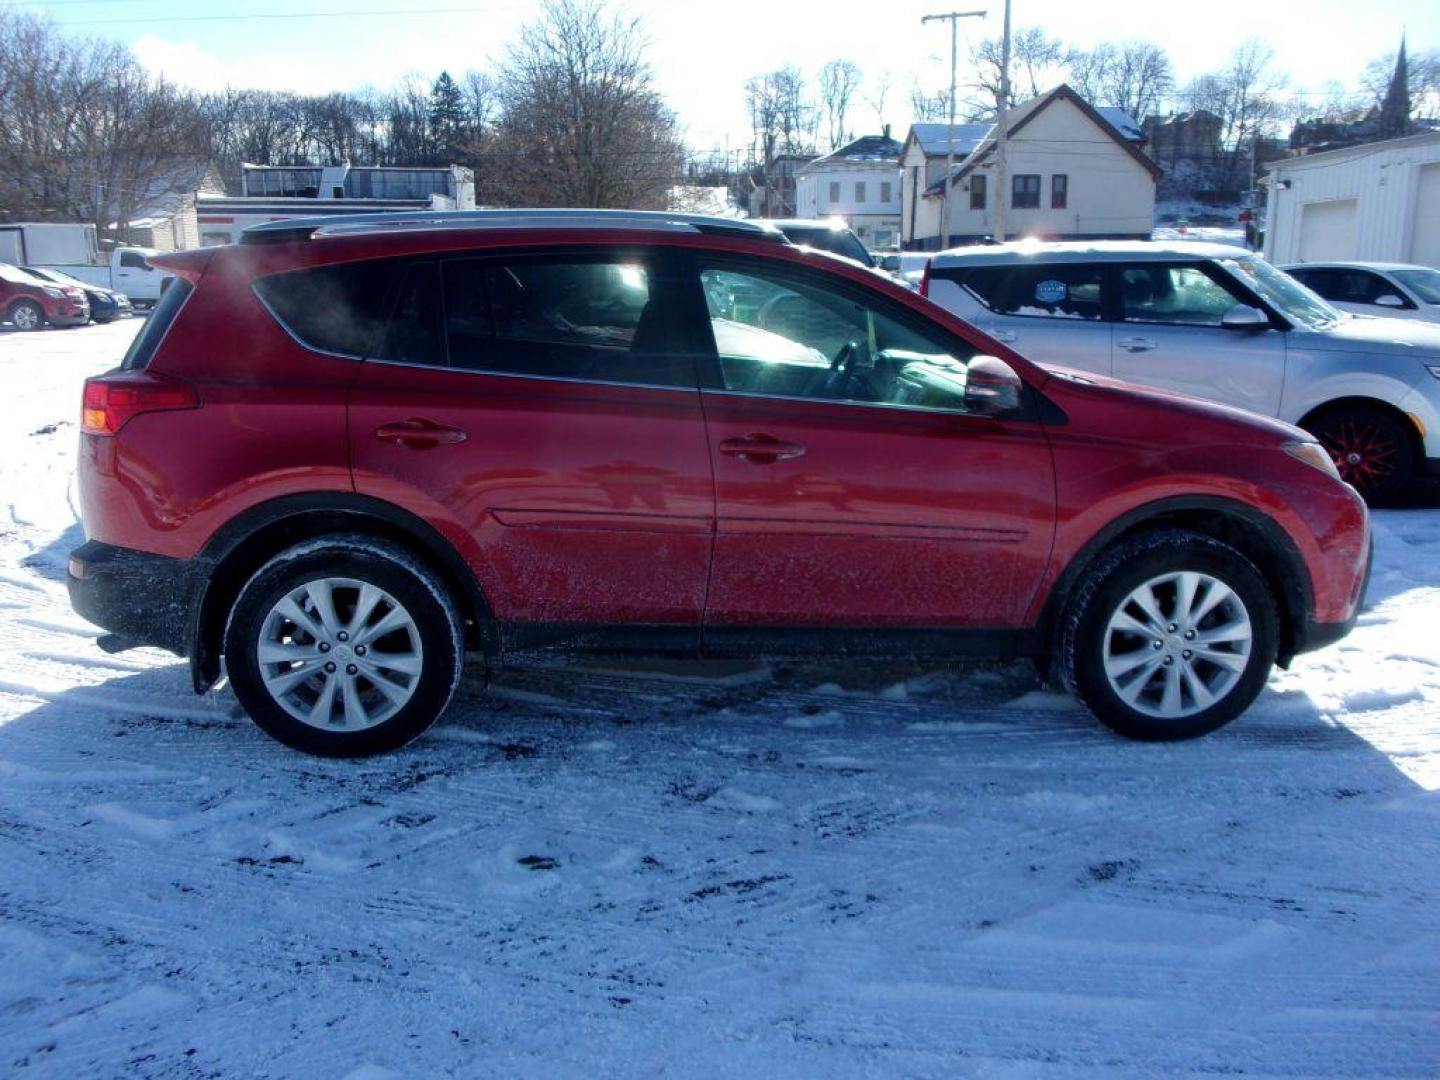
[
  {"left": 25, "top": 268, "right": 85, "bottom": 289},
  {"left": 1221, "top": 257, "right": 1342, "bottom": 330},
  {"left": 780, "top": 226, "right": 874, "bottom": 267},
  {"left": 1392, "top": 267, "right": 1440, "bottom": 305}
]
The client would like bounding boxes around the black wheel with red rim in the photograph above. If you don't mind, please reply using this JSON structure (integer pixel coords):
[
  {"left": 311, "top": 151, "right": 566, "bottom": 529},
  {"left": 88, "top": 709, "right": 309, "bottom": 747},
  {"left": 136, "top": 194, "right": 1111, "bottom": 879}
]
[{"left": 1308, "top": 405, "right": 1415, "bottom": 506}]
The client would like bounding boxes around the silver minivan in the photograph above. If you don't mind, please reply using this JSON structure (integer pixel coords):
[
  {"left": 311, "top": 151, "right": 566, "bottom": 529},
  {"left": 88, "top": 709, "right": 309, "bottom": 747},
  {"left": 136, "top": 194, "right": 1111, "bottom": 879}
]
[{"left": 924, "top": 240, "right": 1440, "bottom": 503}]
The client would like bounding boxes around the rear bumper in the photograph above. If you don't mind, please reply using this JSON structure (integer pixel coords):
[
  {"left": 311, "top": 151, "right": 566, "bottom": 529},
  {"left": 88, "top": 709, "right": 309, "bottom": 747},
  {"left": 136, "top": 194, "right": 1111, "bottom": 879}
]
[{"left": 66, "top": 540, "right": 199, "bottom": 656}]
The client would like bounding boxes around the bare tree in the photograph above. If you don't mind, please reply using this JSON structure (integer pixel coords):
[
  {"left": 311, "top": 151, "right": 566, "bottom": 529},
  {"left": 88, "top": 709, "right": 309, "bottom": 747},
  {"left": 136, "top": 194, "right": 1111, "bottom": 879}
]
[
  {"left": 967, "top": 26, "right": 1068, "bottom": 115},
  {"left": 1362, "top": 46, "right": 1440, "bottom": 120},
  {"left": 909, "top": 82, "right": 951, "bottom": 123},
  {"left": 1181, "top": 40, "right": 1289, "bottom": 189},
  {"left": 1069, "top": 40, "right": 1173, "bottom": 120},
  {"left": 491, "top": 0, "right": 683, "bottom": 209},
  {"left": 864, "top": 68, "right": 896, "bottom": 132},
  {"left": 818, "top": 59, "right": 863, "bottom": 149}
]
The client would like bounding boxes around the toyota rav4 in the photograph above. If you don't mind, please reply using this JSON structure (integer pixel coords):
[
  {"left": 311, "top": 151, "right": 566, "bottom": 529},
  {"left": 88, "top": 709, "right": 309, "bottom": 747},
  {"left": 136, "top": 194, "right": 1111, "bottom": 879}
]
[{"left": 68, "top": 211, "right": 1369, "bottom": 756}]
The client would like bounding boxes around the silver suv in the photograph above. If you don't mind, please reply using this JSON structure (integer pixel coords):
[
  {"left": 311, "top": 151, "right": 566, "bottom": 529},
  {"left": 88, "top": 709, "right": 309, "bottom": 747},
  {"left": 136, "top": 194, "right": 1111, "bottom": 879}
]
[{"left": 924, "top": 240, "right": 1440, "bottom": 503}]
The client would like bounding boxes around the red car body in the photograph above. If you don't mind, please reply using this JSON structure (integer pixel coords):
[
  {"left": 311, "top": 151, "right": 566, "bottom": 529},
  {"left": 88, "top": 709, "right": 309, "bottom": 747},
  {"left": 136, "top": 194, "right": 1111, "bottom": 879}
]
[{"left": 67, "top": 214, "right": 1369, "bottom": 750}]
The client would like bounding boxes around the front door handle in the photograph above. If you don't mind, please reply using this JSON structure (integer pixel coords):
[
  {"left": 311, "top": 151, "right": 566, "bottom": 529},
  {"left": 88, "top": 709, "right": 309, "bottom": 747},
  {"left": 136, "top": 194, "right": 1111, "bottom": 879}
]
[
  {"left": 1118, "top": 336, "right": 1158, "bottom": 353},
  {"left": 718, "top": 434, "right": 806, "bottom": 465},
  {"left": 376, "top": 418, "right": 468, "bottom": 450}
]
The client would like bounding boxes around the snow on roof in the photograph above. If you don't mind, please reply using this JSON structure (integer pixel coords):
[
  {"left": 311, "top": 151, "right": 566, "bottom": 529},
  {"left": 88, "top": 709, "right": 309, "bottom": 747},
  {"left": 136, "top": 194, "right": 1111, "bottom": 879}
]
[
  {"left": 1095, "top": 107, "right": 1144, "bottom": 142},
  {"left": 801, "top": 135, "right": 905, "bottom": 171},
  {"left": 907, "top": 123, "right": 993, "bottom": 158},
  {"left": 931, "top": 238, "right": 1249, "bottom": 266}
]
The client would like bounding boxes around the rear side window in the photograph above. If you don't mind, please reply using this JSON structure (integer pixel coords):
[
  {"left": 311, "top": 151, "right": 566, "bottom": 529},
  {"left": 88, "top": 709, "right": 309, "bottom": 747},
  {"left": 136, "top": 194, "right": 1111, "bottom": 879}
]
[
  {"left": 376, "top": 262, "right": 444, "bottom": 366},
  {"left": 120, "top": 279, "right": 193, "bottom": 370},
  {"left": 253, "top": 261, "right": 395, "bottom": 358},
  {"left": 962, "top": 264, "right": 1105, "bottom": 320},
  {"left": 438, "top": 256, "right": 693, "bottom": 388}
]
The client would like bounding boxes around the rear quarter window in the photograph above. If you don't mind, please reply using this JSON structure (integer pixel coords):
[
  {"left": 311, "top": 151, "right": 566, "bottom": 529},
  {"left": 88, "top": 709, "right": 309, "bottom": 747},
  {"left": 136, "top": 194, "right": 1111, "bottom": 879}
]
[
  {"left": 253, "top": 260, "right": 396, "bottom": 358},
  {"left": 120, "top": 279, "right": 193, "bottom": 370}
]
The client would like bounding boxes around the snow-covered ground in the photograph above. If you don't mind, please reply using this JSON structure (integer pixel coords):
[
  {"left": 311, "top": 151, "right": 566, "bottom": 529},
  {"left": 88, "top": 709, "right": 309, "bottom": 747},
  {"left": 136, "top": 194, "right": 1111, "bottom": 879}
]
[{"left": 1, "top": 320, "right": 1438, "bottom": 1078}]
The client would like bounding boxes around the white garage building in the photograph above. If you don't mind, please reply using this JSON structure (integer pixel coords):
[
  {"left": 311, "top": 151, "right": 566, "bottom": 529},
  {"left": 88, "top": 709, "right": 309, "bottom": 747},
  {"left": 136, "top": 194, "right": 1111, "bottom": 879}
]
[{"left": 1264, "top": 130, "right": 1440, "bottom": 269}]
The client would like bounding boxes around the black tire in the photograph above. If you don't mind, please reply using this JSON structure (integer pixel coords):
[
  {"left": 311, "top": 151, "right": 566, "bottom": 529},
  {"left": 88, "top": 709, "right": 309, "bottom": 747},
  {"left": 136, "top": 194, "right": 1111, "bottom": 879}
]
[
  {"left": 1060, "top": 529, "right": 1278, "bottom": 741},
  {"left": 224, "top": 535, "right": 463, "bottom": 757},
  {"left": 7, "top": 299, "right": 44, "bottom": 331},
  {"left": 1305, "top": 404, "right": 1416, "bottom": 506}
]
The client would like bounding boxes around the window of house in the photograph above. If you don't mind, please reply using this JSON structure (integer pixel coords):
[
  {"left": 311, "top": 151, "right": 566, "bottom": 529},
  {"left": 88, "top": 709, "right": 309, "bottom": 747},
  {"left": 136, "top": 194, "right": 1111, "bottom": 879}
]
[
  {"left": 1012, "top": 174, "right": 1041, "bottom": 210},
  {"left": 1051, "top": 174, "right": 1068, "bottom": 209},
  {"left": 697, "top": 259, "right": 996, "bottom": 415},
  {"left": 880, "top": 181, "right": 892, "bottom": 203},
  {"left": 855, "top": 181, "right": 866, "bottom": 202},
  {"left": 969, "top": 174, "right": 986, "bottom": 210},
  {"left": 828, "top": 181, "right": 840, "bottom": 203}
]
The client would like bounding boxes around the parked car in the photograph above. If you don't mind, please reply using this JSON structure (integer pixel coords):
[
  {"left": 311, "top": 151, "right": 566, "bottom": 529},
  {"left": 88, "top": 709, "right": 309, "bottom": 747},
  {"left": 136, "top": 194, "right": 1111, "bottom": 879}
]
[
  {"left": 30, "top": 245, "right": 172, "bottom": 308},
  {"left": 68, "top": 210, "right": 1368, "bottom": 757},
  {"left": 1, "top": 262, "right": 89, "bottom": 330},
  {"left": 922, "top": 241, "right": 1440, "bottom": 503},
  {"left": 23, "top": 267, "right": 132, "bottom": 323},
  {"left": 764, "top": 218, "right": 876, "bottom": 267},
  {"left": 894, "top": 252, "right": 931, "bottom": 290},
  {"left": 1281, "top": 262, "right": 1440, "bottom": 324}
]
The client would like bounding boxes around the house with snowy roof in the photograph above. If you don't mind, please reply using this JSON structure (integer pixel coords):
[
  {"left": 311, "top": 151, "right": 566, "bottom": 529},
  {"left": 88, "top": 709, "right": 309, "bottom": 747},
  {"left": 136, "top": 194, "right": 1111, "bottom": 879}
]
[
  {"left": 900, "top": 85, "right": 1158, "bottom": 250},
  {"left": 793, "top": 131, "right": 904, "bottom": 250}
]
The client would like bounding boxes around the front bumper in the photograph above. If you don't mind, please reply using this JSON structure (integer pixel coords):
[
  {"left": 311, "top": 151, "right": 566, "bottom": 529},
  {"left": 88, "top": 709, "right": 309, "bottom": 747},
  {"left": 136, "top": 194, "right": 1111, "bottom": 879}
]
[
  {"left": 1292, "top": 531, "right": 1373, "bottom": 657},
  {"left": 67, "top": 540, "right": 199, "bottom": 656}
]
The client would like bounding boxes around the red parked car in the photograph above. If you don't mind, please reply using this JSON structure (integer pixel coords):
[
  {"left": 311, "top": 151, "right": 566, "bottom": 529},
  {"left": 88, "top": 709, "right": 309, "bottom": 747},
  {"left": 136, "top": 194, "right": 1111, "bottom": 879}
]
[
  {"left": 68, "top": 211, "right": 1370, "bottom": 756},
  {"left": 2, "top": 262, "right": 89, "bottom": 330}
]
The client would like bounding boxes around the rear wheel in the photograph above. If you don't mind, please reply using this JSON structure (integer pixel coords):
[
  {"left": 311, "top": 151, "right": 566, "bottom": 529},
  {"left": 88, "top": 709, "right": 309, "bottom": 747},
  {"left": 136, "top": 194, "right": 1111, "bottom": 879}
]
[
  {"left": 1061, "top": 529, "right": 1278, "bottom": 741},
  {"left": 1307, "top": 404, "right": 1416, "bottom": 505},
  {"left": 224, "top": 536, "right": 463, "bottom": 756},
  {"left": 7, "top": 299, "right": 43, "bottom": 331}
]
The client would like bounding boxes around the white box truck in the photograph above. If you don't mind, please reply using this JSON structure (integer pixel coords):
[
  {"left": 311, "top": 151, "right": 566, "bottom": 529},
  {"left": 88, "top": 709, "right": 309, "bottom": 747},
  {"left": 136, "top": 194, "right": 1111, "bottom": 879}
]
[{"left": 0, "top": 223, "right": 173, "bottom": 307}]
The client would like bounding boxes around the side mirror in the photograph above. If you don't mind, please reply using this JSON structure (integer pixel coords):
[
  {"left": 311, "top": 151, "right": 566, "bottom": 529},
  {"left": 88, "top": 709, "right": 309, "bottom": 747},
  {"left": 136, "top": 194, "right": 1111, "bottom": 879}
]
[
  {"left": 965, "top": 355, "right": 1024, "bottom": 417},
  {"left": 1374, "top": 293, "right": 1407, "bottom": 309},
  {"left": 1220, "top": 303, "right": 1270, "bottom": 330}
]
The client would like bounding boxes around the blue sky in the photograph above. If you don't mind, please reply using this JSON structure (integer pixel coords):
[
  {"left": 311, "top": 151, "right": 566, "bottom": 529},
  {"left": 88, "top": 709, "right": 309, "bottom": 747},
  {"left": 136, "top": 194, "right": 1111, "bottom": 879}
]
[{"left": 21, "top": 0, "right": 1440, "bottom": 150}]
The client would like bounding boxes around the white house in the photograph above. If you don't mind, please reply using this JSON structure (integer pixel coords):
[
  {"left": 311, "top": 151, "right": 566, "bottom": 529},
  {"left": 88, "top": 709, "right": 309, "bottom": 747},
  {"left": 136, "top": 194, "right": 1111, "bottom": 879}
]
[
  {"left": 794, "top": 134, "right": 904, "bottom": 249},
  {"left": 900, "top": 86, "right": 1157, "bottom": 250},
  {"left": 1264, "top": 130, "right": 1440, "bottom": 268}
]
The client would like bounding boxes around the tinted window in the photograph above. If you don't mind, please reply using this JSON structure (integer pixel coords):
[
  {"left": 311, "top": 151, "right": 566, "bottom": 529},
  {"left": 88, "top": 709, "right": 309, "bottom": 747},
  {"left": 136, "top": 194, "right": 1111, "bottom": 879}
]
[
  {"left": 1288, "top": 268, "right": 1336, "bottom": 297},
  {"left": 440, "top": 256, "right": 693, "bottom": 388},
  {"left": 1119, "top": 264, "right": 1241, "bottom": 326},
  {"left": 963, "top": 264, "right": 1105, "bottom": 320},
  {"left": 253, "top": 260, "right": 395, "bottom": 357},
  {"left": 120, "top": 251, "right": 151, "bottom": 270},
  {"left": 778, "top": 226, "right": 873, "bottom": 266},
  {"left": 699, "top": 260, "right": 995, "bottom": 415},
  {"left": 377, "top": 262, "right": 444, "bottom": 366},
  {"left": 120, "top": 279, "right": 192, "bottom": 370}
]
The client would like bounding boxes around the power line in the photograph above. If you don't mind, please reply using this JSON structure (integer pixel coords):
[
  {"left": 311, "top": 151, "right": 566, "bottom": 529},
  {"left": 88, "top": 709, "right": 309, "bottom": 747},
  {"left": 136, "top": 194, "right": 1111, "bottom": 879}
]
[{"left": 47, "top": 3, "right": 531, "bottom": 26}]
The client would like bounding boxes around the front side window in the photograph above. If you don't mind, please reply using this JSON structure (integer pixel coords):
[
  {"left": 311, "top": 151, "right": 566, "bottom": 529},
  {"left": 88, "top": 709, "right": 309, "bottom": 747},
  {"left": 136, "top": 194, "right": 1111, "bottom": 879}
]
[
  {"left": 962, "top": 263, "right": 1105, "bottom": 321},
  {"left": 969, "top": 174, "right": 986, "bottom": 210},
  {"left": 1051, "top": 174, "right": 1068, "bottom": 209},
  {"left": 439, "top": 256, "right": 692, "bottom": 388},
  {"left": 120, "top": 251, "right": 152, "bottom": 270},
  {"left": 1120, "top": 264, "right": 1243, "bottom": 326},
  {"left": 1012, "top": 174, "right": 1041, "bottom": 210},
  {"left": 697, "top": 259, "right": 998, "bottom": 415}
]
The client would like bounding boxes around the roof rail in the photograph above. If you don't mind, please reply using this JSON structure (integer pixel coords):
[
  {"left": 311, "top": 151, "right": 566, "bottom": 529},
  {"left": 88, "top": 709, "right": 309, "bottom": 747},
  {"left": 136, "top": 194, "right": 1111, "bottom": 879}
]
[{"left": 239, "top": 208, "right": 785, "bottom": 245}]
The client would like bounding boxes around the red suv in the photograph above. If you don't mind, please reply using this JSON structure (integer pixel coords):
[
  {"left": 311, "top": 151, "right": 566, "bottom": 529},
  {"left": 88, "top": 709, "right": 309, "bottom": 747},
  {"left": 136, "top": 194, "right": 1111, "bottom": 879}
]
[
  {"left": 67, "top": 210, "right": 1370, "bottom": 756},
  {"left": 2, "top": 262, "right": 89, "bottom": 330}
]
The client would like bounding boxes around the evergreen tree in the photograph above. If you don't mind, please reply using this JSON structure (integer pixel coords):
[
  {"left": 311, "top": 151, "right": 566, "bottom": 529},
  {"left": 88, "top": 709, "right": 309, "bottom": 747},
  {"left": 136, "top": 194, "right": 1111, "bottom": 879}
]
[{"left": 429, "top": 71, "right": 466, "bottom": 163}]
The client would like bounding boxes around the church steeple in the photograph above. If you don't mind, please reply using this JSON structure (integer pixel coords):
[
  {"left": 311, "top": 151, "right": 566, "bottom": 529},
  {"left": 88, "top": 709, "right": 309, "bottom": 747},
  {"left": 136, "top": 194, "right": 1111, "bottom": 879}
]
[{"left": 1378, "top": 35, "right": 1411, "bottom": 139}]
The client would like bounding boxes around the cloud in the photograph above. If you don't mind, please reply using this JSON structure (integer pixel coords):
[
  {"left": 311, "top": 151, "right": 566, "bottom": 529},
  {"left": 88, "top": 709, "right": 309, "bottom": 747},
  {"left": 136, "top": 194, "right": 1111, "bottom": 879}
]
[{"left": 131, "top": 35, "right": 350, "bottom": 96}]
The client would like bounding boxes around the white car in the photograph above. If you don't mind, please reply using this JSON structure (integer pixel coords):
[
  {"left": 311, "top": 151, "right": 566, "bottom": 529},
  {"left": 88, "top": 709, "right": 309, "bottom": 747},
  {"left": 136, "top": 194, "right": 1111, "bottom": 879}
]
[
  {"left": 922, "top": 240, "right": 1440, "bottom": 503},
  {"left": 1281, "top": 262, "right": 1440, "bottom": 324}
]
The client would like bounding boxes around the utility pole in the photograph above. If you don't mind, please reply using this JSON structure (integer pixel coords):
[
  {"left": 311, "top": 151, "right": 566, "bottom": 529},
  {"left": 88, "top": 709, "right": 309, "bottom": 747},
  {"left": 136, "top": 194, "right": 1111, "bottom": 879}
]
[
  {"left": 922, "top": 9, "right": 986, "bottom": 250},
  {"left": 993, "top": 0, "right": 1012, "bottom": 241}
]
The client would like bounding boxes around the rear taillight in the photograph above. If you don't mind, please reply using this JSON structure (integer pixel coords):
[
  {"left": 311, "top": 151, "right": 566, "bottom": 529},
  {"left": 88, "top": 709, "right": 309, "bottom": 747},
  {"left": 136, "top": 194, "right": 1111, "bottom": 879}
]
[
  {"left": 81, "top": 372, "right": 199, "bottom": 436},
  {"left": 919, "top": 264, "right": 931, "bottom": 297}
]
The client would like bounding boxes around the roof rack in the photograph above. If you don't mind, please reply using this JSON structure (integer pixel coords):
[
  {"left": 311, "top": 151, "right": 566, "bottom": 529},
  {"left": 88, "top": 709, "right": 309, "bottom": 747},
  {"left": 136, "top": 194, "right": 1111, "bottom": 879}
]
[{"left": 240, "top": 208, "right": 786, "bottom": 245}]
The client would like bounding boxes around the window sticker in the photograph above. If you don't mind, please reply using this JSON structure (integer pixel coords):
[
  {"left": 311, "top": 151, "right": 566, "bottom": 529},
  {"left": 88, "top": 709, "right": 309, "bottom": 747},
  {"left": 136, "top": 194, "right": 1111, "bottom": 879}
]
[{"left": 1034, "top": 279, "right": 1067, "bottom": 304}]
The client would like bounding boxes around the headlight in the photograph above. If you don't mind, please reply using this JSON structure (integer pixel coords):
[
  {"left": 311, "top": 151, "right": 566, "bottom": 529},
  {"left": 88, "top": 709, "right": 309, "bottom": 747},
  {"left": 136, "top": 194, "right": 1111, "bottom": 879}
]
[
  {"left": 42, "top": 287, "right": 63, "bottom": 298},
  {"left": 1426, "top": 364, "right": 1440, "bottom": 380},
  {"left": 1283, "top": 440, "right": 1342, "bottom": 481}
]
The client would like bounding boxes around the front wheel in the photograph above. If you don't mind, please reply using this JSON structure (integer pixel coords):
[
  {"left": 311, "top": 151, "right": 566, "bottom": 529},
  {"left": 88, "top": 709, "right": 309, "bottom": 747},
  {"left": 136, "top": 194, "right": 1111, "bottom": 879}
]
[
  {"left": 1060, "top": 530, "right": 1278, "bottom": 741},
  {"left": 7, "top": 299, "right": 44, "bottom": 331},
  {"left": 224, "top": 536, "right": 463, "bottom": 756},
  {"left": 1307, "top": 404, "right": 1416, "bottom": 505}
]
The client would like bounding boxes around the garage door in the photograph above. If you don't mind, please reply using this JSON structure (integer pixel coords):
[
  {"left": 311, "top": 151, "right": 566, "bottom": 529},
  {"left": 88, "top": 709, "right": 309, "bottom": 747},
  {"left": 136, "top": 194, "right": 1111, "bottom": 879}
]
[
  {"left": 1409, "top": 162, "right": 1440, "bottom": 269},
  {"left": 1298, "top": 198, "right": 1358, "bottom": 262}
]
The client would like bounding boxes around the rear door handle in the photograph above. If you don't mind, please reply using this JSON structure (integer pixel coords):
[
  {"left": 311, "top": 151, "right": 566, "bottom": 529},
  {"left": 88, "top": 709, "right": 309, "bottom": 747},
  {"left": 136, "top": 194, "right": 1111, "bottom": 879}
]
[
  {"left": 718, "top": 434, "right": 806, "bottom": 465},
  {"left": 1118, "top": 336, "right": 1158, "bottom": 353},
  {"left": 376, "top": 418, "right": 468, "bottom": 450}
]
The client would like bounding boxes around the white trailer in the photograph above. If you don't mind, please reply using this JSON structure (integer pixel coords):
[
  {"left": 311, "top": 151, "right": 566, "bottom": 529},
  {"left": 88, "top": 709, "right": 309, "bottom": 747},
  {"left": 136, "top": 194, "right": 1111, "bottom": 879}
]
[{"left": 0, "top": 223, "right": 100, "bottom": 266}]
